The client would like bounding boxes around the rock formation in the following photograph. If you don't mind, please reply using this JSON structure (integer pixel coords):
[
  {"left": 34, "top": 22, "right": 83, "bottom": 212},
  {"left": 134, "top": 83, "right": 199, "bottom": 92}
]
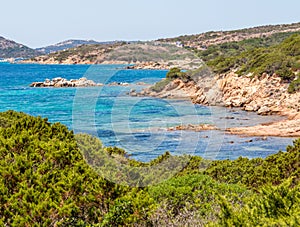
[
  {"left": 134, "top": 71, "right": 300, "bottom": 116},
  {"left": 132, "top": 70, "right": 300, "bottom": 137},
  {"left": 168, "top": 124, "right": 218, "bottom": 132},
  {"left": 126, "top": 62, "right": 170, "bottom": 70},
  {"left": 30, "top": 77, "right": 103, "bottom": 87}
]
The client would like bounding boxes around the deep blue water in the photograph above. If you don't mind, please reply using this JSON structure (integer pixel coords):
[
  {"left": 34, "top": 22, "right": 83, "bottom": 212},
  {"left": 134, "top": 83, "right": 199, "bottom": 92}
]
[{"left": 0, "top": 64, "right": 295, "bottom": 161}]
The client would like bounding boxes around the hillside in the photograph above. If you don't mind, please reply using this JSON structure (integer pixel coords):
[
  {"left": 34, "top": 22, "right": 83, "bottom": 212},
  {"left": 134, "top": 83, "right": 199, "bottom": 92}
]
[
  {"left": 0, "top": 36, "right": 41, "bottom": 58},
  {"left": 36, "top": 39, "right": 116, "bottom": 54},
  {"left": 21, "top": 22, "right": 300, "bottom": 69},
  {"left": 0, "top": 110, "right": 299, "bottom": 226},
  {"left": 159, "top": 22, "right": 300, "bottom": 50},
  {"left": 207, "top": 33, "right": 300, "bottom": 80},
  {"left": 24, "top": 42, "right": 126, "bottom": 64},
  {"left": 196, "top": 31, "right": 300, "bottom": 62},
  {"left": 102, "top": 42, "right": 202, "bottom": 69},
  {"left": 25, "top": 41, "right": 203, "bottom": 69},
  {"left": 135, "top": 33, "right": 300, "bottom": 136}
]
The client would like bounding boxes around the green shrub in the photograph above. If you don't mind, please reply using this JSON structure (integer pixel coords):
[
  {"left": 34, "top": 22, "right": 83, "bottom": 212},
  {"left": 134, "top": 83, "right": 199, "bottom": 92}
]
[
  {"left": 215, "top": 179, "right": 300, "bottom": 226},
  {"left": 150, "top": 78, "right": 172, "bottom": 92},
  {"left": 0, "top": 111, "right": 126, "bottom": 226},
  {"left": 288, "top": 76, "right": 300, "bottom": 93},
  {"left": 166, "top": 67, "right": 190, "bottom": 80}
]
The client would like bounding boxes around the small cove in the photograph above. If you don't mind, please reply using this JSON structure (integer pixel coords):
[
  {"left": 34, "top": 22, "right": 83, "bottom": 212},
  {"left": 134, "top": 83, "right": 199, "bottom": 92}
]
[{"left": 0, "top": 64, "right": 294, "bottom": 162}]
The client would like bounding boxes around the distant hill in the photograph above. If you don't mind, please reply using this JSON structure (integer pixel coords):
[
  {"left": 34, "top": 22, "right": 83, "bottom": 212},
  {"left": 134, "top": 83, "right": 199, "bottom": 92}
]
[
  {"left": 0, "top": 36, "right": 41, "bottom": 58},
  {"left": 24, "top": 41, "right": 203, "bottom": 70},
  {"left": 158, "top": 22, "right": 300, "bottom": 50},
  {"left": 21, "top": 22, "right": 300, "bottom": 70},
  {"left": 36, "top": 39, "right": 118, "bottom": 54},
  {"left": 25, "top": 42, "right": 127, "bottom": 64}
]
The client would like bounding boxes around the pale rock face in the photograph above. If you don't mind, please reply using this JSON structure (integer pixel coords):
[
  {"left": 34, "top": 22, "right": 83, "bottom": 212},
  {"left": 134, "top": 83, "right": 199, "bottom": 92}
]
[
  {"left": 30, "top": 77, "right": 101, "bottom": 88},
  {"left": 257, "top": 106, "right": 271, "bottom": 115},
  {"left": 136, "top": 71, "right": 299, "bottom": 117},
  {"left": 133, "top": 71, "right": 300, "bottom": 137}
]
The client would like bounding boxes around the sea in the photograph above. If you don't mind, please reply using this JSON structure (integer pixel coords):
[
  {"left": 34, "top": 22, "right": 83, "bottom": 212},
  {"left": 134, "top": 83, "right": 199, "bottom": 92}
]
[{"left": 0, "top": 63, "right": 295, "bottom": 162}]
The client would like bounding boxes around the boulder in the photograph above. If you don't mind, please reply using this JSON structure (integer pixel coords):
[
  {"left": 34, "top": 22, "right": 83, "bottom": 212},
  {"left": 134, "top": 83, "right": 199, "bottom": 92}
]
[{"left": 258, "top": 106, "right": 271, "bottom": 115}]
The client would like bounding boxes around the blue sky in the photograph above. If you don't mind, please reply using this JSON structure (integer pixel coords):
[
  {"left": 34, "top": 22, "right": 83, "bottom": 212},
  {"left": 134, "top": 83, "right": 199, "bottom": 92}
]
[{"left": 1, "top": 0, "right": 300, "bottom": 48}]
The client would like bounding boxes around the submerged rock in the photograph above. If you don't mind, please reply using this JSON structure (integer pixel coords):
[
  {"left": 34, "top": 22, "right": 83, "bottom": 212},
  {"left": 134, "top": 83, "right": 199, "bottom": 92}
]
[{"left": 168, "top": 124, "right": 218, "bottom": 132}]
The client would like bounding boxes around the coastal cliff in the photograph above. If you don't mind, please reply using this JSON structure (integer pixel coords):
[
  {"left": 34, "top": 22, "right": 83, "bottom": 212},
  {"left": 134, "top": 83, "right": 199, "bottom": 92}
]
[
  {"left": 132, "top": 71, "right": 300, "bottom": 137},
  {"left": 132, "top": 32, "right": 300, "bottom": 136},
  {"left": 133, "top": 71, "right": 299, "bottom": 114}
]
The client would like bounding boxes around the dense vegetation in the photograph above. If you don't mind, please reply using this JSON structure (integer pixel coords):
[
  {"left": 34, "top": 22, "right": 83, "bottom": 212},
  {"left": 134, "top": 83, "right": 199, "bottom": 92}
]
[
  {"left": 207, "top": 34, "right": 300, "bottom": 80},
  {"left": 159, "top": 22, "right": 300, "bottom": 46},
  {"left": 0, "top": 111, "right": 299, "bottom": 226},
  {"left": 197, "top": 32, "right": 300, "bottom": 62}
]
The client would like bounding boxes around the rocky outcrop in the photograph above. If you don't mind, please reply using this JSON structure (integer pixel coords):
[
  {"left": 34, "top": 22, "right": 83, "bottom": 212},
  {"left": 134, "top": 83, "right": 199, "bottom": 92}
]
[
  {"left": 126, "top": 62, "right": 170, "bottom": 70},
  {"left": 131, "top": 68, "right": 224, "bottom": 106},
  {"left": 132, "top": 71, "right": 300, "bottom": 137},
  {"left": 168, "top": 124, "right": 218, "bottom": 132},
  {"left": 108, "top": 82, "right": 130, "bottom": 86},
  {"left": 218, "top": 72, "right": 300, "bottom": 115},
  {"left": 30, "top": 77, "right": 103, "bottom": 88},
  {"left": 135, "top": 71, "right": 300, "bottom": 116}
]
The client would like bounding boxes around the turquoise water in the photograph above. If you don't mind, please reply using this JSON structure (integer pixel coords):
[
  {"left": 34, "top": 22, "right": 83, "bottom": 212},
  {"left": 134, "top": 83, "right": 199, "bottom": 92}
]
[{"left": 0, "top": 64, "right": 294, "bottom": 161}]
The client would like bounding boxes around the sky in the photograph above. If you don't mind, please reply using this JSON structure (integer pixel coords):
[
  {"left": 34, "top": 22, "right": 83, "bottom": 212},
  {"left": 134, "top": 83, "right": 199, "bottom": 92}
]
[{"left": 1, "top": 0, "right": 300, "bottom": 48}]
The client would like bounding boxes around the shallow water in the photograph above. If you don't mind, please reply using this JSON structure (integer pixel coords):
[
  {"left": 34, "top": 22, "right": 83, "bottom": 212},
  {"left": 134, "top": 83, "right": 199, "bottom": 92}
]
[{"left": 0, "top": 64, "right": 294, "bottom": 161}]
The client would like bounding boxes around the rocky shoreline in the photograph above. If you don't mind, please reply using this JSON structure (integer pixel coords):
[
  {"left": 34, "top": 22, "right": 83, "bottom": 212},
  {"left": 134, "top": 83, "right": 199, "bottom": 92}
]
[
  {"left": 131, "top": 71, "right": 300, "bottom": 137},
  {"left": 126, "top": 62, "right": 170, "bottom": 70},
  {"left": 227, "top": 113, "right": 300, "bottom": 137}
]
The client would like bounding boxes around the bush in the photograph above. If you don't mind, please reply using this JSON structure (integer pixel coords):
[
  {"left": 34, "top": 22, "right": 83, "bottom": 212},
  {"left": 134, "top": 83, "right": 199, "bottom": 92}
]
[
  {"left": 288, "top": 76, "right": 300, "bottom": 93},
  {"left": 150, "top": 78, "right": 172, "bottom": 92},
  {"left": 216, "top": 179, "right": 300, "bottom": 226},
  {"left": 0, "top": 111, "right": 126, "bottom": 226},
  {"left": 166, "top": 67, "right": 190, "bottom": 81}
]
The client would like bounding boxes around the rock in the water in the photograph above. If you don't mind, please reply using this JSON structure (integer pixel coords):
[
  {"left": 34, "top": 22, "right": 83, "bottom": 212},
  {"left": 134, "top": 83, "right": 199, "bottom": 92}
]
[{"left": 30, "top": 77, "right": 101, "bottom": 88}]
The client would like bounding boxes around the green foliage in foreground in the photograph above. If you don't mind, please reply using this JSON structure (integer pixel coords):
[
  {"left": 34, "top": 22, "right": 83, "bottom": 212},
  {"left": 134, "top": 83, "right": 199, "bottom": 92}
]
[
  {"left": 0, "top": 111, "right": 300, "bottom": 226},
  {"left": 204, "top": 138, "right": 300, "bottom": 189},
  {"left": 216, "top": 179, "right": 300, "bottom": 226}
]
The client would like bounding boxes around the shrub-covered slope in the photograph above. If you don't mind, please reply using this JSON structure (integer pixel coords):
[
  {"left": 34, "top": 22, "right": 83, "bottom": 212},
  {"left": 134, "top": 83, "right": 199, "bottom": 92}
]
[{"left": 207, "top": 34, "right": 300, "bottom": 81}]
